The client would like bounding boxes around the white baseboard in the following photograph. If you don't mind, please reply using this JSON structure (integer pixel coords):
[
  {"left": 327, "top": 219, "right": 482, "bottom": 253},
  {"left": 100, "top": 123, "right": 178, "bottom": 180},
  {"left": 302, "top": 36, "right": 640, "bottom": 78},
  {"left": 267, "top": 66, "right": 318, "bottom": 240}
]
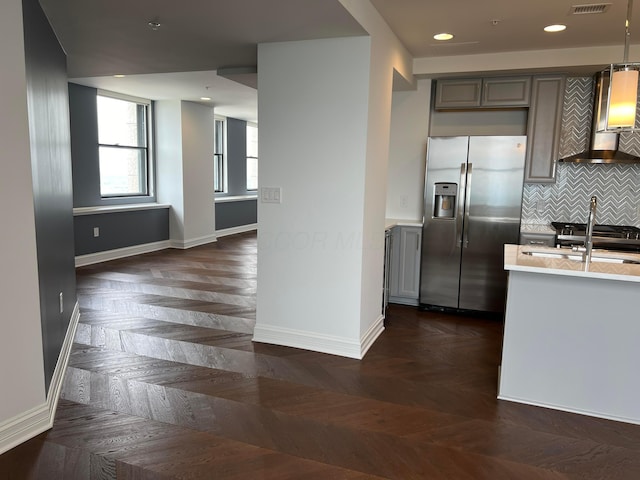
[
  {"left": 0, "top": 302, "right": 80, "bottom": 455},
  {"left": 170, "top": 233, "right": 218, "bottom": 250},
  {"left": 389, "top": 296, "right": 419, "bottom": 307},
  {"left": 216, "top": 223, "right": 257, "bottom": 238},
  {"left": 75, "top": 240, "right": 171, "bottom": 267},
  {"left": 497, "top": 394, "right": 640, "bottom": 426},
  {"left": 75, "top": 226, "right": 255, "bottom": 267},
  {"left": 360, "top": 315, "right": 385, "bottom": 358},
  {"left": 252, "top": 315, "right": 384, "bottom": 360}
]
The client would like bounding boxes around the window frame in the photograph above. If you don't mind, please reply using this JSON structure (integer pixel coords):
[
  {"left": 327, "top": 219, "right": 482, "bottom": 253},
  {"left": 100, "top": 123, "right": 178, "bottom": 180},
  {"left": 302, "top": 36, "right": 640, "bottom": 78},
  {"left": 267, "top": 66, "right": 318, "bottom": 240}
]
[
  {"left": 214, "top": 116, "right": 226, "bottom": 193},
  {"left": 246, "top": 122, "right": 258, "bottom": 192},
  {"left": 96, "top": 90, "right": 154, "bottom": 199}
]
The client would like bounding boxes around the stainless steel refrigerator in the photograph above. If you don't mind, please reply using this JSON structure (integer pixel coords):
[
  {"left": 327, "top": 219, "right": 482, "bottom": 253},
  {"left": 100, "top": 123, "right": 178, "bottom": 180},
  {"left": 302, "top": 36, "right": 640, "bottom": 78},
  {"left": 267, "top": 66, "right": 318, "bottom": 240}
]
[{"left": 419, "top": 136, "right": 526, "bottom": 313}]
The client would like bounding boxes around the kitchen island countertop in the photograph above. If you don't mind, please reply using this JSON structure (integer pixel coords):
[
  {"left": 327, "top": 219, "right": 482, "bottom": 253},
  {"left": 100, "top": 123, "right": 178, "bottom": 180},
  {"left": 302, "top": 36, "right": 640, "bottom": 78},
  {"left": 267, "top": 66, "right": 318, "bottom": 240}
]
[
  {"left": 500, "top": 243, "right": 640, "bottom": 425},
  {"left": 504, "top": 244, "right": 640, "bottom": 283},
  {"left": 385, "top": 218, "right": 423, "bottom": 230}
]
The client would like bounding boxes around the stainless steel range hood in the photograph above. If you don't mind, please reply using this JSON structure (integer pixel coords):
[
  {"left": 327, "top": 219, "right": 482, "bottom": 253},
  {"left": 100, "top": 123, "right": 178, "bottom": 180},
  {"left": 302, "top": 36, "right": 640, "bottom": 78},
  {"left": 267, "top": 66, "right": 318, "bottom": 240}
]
[{"left": 559, "top": 72, "right": 640, "bottom": 164}]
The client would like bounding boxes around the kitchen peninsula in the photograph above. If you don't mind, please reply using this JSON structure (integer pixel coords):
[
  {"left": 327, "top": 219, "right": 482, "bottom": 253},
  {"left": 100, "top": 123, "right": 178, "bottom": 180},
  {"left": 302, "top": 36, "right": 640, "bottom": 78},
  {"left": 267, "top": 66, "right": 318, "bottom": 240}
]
[{"left": 499, "top": 244, "right": 640, "bottom": 425}]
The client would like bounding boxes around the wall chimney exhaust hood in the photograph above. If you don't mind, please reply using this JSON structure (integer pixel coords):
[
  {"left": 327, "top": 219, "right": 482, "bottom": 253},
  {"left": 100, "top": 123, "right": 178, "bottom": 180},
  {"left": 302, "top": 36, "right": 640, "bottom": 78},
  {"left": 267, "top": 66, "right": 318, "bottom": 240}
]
[{"left": 559, "top": 72, "right": 640, "bottom": 164}]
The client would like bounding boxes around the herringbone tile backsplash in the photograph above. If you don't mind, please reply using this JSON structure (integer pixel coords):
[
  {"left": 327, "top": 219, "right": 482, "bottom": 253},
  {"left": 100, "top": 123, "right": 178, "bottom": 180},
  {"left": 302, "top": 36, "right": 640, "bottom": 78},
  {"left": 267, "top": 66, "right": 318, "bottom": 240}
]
[{"left": 522, "top": 77, "right": 640, "bottom": 226}]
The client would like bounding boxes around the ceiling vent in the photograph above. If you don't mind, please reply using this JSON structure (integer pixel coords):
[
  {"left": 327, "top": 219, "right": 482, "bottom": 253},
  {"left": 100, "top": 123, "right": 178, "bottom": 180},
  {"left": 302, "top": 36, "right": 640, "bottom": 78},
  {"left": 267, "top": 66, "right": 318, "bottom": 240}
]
[{"left": 569, "top": 3, "right": 612, "bottom": 15}]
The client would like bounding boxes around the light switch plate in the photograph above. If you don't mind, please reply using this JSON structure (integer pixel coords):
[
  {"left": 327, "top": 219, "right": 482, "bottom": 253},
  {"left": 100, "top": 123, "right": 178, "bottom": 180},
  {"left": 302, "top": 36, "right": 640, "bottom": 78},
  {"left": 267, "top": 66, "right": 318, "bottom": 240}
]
[{"left": 261, "top": 187, "right": 282, "bottom": 204}]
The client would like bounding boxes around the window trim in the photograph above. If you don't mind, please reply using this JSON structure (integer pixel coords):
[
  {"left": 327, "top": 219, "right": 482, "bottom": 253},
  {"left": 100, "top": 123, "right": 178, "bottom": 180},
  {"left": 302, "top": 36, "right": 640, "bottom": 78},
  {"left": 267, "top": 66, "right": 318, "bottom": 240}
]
[
  {"left": 96, "top": 89, "right": 154, "bottom": 199},
  {"left": 214, "top": 115, "right": 227, "bottom": 193},
  {"left": 246, "top": 121, "right": 258, "bottom": 192}
]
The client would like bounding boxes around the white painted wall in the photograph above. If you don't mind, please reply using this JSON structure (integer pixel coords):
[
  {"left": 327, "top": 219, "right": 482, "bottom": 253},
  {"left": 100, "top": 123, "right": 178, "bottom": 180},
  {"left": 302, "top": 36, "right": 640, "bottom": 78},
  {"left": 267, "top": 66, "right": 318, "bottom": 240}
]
[
  {"left": 155, "top": 100, "right": 185, "bottom": 242},
  {"left": 180, "top": 101, "right": 215, "bottom": 243},
  {"left": 256, "top": 37, "right": 371, "bottom": 348},
  {"left": 385, "top": 79, "right": 431, "bottom": 221},
  {"left": 0, "top": 0, "right": 46, "bottom": 423},
  {"left": 347, "top": 0, "right": 416, "bottom": 339},
  {"left": 413, "top": 45, "right": 640, "bottom": 77},
  {"left": 156, "top": 101, "right": 216, "bottom": 247},
  {"left": 255, "top": 2, "right": 414, "bottom": 357}
]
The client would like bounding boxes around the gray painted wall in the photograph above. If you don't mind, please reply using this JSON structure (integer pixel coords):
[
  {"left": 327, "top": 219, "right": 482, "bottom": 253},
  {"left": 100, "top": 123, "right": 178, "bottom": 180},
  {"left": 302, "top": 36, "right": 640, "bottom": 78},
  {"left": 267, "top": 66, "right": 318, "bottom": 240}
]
[
  {"left": 223, "top": 117, "right": 251, "bottom": 196},
  {"left": 68, "top": 83, "right": 157, "bottom": 206},
  {"left": 215, "top": 117, "right": 257, "bottom": 231},
  {"left": 429, "top": 108, "right": 528, "bottom": 136},
  {"left": 22, "top": 0, "right": 77, "bottom": 392},
  {"left": 74, "top": 209, "right": 170, "bottom": 255},
  {"left": 215, "top": 200, "right": 257, "bottom": 230},
  {"left": 68, "top": 83, "right": 100, "bottom": 207},
  {"left": 69, "top": 84, "right": 170, "bottom": 256}
]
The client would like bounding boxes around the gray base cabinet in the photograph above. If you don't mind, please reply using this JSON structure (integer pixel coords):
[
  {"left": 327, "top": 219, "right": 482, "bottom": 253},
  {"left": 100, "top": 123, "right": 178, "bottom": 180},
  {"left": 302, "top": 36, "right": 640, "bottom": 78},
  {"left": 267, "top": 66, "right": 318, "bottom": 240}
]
[{"left": 389, "top": 226, "right": 422, "bottom": 306}]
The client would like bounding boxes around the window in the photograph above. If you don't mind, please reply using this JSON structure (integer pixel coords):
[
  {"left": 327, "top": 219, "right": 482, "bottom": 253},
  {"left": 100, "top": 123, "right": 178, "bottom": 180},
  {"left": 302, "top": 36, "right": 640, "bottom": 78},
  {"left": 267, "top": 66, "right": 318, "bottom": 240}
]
[
  {"left": 214, "top": 118, "right": 225, "bottom": 193},
  {"left": 246, "top": 123, "right": 258, "bottom": 191},
  {"left": 97, "top": 93, "right": 150, "bottom": 197}
]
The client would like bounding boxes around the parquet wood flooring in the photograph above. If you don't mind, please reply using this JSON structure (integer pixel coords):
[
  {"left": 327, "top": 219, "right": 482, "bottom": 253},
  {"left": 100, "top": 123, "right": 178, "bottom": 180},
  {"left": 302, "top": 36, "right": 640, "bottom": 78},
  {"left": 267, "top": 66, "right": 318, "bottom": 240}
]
[{"left": 2, "top": 231, "right": 640, "bottom": 479}]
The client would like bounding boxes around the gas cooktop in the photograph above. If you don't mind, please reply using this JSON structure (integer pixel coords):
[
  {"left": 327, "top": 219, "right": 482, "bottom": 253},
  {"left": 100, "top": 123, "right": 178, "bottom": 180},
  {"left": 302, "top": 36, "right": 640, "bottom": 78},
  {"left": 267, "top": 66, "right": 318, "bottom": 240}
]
[{"left": 551, "top": 222, "right": 640, "bottom": 251}]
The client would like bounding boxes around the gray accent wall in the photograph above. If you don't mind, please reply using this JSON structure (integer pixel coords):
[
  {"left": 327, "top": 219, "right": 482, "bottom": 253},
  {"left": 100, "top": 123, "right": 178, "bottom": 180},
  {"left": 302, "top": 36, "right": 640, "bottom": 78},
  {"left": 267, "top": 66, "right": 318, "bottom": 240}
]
[
  {"left": 68, "top": 83, "right": 100, "bottom": 207},
  {"left": 74, "top": 209, "right": 170, "bottom": 255},
  {"left": 215, "top": 117, "right": 258, "bottom": 231},
  {"left": 224, "top": 117, "right": 251, "bottom": 196},
  {"left": 68, "top": 83, "right": 157, "bottom": 207},
  {"left": 22, "top": 0, "right": 77, "bottom": 392},
  {"left": 215, "top": 200, "right": 257, "bottom": 230},
  {"left": 69, "top": 84, "right": 170, "bottom": 256}
]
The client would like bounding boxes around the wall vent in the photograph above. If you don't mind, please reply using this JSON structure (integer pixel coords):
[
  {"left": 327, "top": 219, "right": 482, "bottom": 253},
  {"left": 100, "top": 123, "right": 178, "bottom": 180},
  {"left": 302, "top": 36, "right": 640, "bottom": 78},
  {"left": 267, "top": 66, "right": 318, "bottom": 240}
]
[{"left": 570, "top": 3, "right": 612, "bottom": 15}]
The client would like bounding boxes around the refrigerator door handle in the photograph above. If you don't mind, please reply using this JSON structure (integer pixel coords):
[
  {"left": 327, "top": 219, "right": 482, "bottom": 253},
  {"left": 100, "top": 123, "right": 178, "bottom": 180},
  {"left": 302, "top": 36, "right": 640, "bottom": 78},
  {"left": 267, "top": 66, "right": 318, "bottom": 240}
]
[
  {"left": 457, "top": 163, "right": 467, "bottom": 248},
  {"left": 463, "top": 163, "right": 473, "bottom": 248}
]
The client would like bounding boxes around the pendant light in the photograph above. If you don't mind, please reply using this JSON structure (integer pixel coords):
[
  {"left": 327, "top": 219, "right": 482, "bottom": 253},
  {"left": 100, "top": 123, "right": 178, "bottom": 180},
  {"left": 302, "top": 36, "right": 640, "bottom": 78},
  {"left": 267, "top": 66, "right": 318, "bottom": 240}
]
[{"left": 601, "top": 0, "right": 640, "bottom": 131}]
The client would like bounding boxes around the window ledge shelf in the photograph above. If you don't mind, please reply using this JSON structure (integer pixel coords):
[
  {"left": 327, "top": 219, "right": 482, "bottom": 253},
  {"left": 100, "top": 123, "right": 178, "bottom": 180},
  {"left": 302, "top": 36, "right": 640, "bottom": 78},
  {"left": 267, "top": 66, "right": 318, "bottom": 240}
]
[
  {"left": 215, "top": 195, "right": 258, "bottom": 203},
  {"left": 73, "top": 203, "right": 170, "bottom": 216}
]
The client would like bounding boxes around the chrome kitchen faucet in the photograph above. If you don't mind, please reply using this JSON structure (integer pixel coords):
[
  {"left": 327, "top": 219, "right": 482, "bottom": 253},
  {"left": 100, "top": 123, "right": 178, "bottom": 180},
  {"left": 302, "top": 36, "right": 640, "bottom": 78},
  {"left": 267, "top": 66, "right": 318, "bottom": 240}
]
[{"left": 573, "top": 196, "right": 598, "bottom": 264}]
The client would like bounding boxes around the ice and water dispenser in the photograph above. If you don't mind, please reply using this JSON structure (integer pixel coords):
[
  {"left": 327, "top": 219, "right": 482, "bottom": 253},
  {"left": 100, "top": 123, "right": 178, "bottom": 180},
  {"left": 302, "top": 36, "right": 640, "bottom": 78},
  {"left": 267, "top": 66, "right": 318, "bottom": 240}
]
[{"left": 433, "top": 182, "right": 457, "bottom": 219}]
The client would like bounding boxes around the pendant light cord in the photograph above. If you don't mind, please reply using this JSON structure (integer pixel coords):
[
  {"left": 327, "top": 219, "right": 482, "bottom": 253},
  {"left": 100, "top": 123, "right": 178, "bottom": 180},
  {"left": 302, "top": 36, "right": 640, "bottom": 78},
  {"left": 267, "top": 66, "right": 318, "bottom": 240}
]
[{"left": 624, "top": 0, "right": 633, "bottom": 63}]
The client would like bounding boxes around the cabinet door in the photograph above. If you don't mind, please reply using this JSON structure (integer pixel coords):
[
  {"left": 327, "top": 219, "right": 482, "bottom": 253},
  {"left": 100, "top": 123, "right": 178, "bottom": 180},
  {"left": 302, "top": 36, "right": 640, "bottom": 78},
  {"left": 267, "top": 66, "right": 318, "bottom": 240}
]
[
  {"left": 435, "top": 79, "right": 482, "bottom": 109},
  {"left": 397, "top": 227, "right": 422, "bottom": 299},
  {"left": 525, "top": 76, "right": 565, "bottom": 183},
  {"left": 482, "top": 77, "right": 531, "bottom": 107}
]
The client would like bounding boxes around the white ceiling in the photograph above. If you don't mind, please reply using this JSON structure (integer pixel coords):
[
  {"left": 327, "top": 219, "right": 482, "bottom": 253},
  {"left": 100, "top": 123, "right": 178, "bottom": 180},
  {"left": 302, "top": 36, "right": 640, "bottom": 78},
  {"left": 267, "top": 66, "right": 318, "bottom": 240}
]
[
  {"left": 40, "top": 0, "right": 640, "bottom": 123},
  {"left": 370, "top": 0, "right": 638, "bottom": 59}
]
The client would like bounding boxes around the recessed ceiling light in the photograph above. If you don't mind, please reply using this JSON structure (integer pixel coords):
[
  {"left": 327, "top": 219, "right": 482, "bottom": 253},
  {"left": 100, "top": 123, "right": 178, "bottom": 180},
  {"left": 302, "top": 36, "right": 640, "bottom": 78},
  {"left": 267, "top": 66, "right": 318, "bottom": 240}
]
[
  {"left": 147, "top": 20, "right": 161, "bottom": 31},
  {"left": 433, "top": 33, "right": 454, "bottom": 41},
  {"left": 200, "top": 97, "right": 211, "bottom": 101},
  {"left": 544, "top": 24, "right": 567, "bottom": 32},
  {"left": 113, "top": 74, "right": 125, "bottom": 78}
]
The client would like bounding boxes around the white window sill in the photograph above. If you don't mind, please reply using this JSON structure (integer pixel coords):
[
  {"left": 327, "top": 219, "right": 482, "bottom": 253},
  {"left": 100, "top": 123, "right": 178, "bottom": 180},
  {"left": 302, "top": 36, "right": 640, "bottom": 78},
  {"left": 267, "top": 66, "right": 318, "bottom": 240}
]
[
  {"left": 73, "top": 203, "right": 170, "bottom": 216},
  {"left": 215, "top": 195, "right": 258, "bottom": 203}
]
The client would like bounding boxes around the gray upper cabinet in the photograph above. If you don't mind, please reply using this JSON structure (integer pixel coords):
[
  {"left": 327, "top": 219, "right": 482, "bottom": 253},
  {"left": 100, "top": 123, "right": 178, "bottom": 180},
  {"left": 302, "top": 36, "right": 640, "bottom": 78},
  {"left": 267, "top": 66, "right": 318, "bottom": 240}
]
[
  {"left": 435, "top": 76, "right": 531, "bottom": 109},
  {"left": 524, "top": 76, "right": 566, "bottom": 183},
  {"left": 435, "top": 78, "right": 482, "bottom": 108},
  {"left": 482, "top": 77, "right": 531, "bottom": 107}
]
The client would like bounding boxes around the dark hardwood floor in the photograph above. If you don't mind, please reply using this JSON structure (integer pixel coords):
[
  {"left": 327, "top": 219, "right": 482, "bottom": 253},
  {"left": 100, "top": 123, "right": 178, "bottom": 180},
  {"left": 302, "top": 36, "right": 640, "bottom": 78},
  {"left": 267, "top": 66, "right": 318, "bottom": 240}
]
[{"left": 2, "top": 231, "right": 640, "bottom": 479}]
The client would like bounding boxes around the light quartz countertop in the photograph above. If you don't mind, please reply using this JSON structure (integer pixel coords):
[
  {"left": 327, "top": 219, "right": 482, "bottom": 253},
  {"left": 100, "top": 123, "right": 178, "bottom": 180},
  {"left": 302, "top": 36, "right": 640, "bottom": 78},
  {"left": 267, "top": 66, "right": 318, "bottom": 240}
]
[
  {"left": 504, "top": 244, "right": 640, "bottom": 283},
  {"left": 385, "top": 218, "right": 423, "bottom": 230},
  {"left": 520, "top": 223, "right": 556, "bottom": 235}
]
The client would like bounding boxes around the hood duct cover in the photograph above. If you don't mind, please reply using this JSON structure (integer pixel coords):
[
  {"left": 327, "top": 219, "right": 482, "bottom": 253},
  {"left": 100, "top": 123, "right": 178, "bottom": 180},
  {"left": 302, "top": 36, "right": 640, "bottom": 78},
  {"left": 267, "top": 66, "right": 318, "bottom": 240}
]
[{"left": 559, "top": 72, "right": 640, "bottom": 164}]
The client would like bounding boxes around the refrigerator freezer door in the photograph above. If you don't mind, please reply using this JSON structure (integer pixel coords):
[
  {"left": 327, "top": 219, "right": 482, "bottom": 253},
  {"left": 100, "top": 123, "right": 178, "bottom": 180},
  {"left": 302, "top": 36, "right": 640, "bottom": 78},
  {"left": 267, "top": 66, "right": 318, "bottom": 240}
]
[
  {"left": 420, "top": 136, "right": 469, "bottom": 308},
  {"left": 458, "top": 136, "right": 526, "bottom": 312}
]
